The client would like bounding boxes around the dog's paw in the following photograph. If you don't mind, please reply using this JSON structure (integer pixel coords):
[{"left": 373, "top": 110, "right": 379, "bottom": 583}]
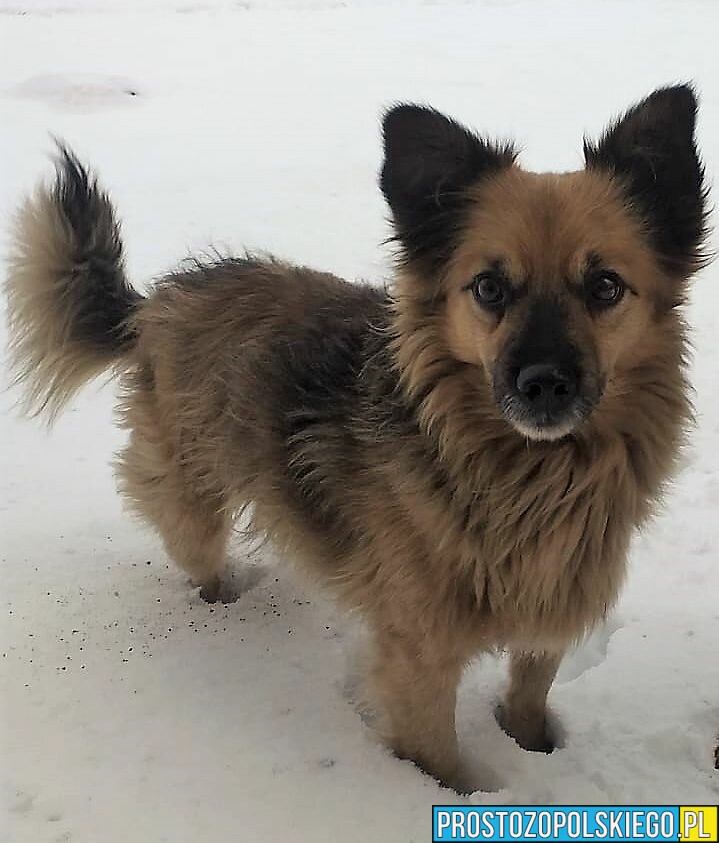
[
  {"left": 198, "top": 578, "right": 229, "bottom": 604},
  {"left": 398, "top": 753, "right": 469, "bottom": 795},
  {"left": 494, "top": 702, "right": 556, "bottom": 754},
  {"left": 434, "top": 766, "right": 474, "bottom": 796},
  {"left": 198, "top": 564, "right": 267, "bottom": 604}
]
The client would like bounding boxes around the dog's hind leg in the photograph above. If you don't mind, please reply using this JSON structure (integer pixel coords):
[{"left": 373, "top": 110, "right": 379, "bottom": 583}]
[
  {"left": 117, "top": 414, "right": 234, "bottom": 603},
  {"left": 497, "top": 650, "right": 562, "bottom": 752},
  {"left": 153, "top": 491, "right": 233, "bottom": 604}
]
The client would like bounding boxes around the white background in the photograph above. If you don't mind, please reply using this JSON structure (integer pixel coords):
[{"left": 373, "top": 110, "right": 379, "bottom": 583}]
[{"left": 1, "top": 1, "right": 718, "bottom": 841}]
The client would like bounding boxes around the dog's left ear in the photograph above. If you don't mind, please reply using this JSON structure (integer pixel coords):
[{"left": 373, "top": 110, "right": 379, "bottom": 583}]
[
  {"left": 585, "top": 84, "right": 708, "bottom": 276},
  {"left": 380, "top": 104, "right": 515, "bottom": 272}
]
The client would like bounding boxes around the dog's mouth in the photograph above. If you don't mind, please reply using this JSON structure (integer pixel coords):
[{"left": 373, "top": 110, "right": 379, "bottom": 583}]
[{"left": 496, "top": 392, "right": 596, "bottom": 441}]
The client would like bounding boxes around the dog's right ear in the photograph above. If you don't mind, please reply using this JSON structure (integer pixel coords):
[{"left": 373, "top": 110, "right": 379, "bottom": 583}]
[{"left": 380, "top": 104, "right": 515, "bottom": 272}]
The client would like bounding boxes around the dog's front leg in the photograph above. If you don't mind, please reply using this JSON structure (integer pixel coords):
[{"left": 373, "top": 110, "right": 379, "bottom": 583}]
[
  {"left": 369, "top": 628, "right": 464, "bottom": 789},
  {"left": 497, "top": 650, "right": 562, "bottom": 752}
]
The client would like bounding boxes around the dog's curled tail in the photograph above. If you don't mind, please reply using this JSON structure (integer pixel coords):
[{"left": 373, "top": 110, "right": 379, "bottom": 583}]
[{"left": 5, "top": 145, "right": 143, "bottom": 421}]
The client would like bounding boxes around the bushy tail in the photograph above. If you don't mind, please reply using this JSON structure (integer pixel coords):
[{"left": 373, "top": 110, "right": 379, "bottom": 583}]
[{"left": 5, "top": 145, "right": 143, "bottom": 420}]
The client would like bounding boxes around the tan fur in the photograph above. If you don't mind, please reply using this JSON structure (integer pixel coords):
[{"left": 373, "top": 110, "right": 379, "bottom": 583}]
[{"left": 6, "top": 137, "right": 698, "bottom": 791}]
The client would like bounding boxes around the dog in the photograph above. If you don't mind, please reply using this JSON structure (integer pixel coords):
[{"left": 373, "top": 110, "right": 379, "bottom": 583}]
[{"left": 5, "top": 85, "right": 708, "bottom": 789}]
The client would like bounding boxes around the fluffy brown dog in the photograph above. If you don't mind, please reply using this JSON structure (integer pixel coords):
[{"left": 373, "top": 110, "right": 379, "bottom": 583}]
[{"left": 6, "top": 85, "right": 708, "bottom": 788}]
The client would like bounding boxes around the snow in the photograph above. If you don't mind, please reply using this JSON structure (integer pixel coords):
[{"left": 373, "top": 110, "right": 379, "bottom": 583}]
[{"left": 1, "top": 1, "right": 718, "bottom": 840}]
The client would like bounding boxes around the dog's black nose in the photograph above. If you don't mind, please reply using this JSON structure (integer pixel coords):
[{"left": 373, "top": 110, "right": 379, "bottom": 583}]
[{"left": 516, "top": 364, "right": 577, "bottom": 413}]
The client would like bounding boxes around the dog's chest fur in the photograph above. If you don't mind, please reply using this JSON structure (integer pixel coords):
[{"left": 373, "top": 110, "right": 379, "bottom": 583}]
[
  {"left": 384, "top": 419, "right": 638, "bottom": 647},
  {"left": 327, "top": 325, "right": 688, "bottom": 649}
]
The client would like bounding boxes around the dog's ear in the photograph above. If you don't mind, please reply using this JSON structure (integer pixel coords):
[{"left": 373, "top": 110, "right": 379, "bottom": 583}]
[
  {"left": 584, "top": 85, "right": 708, "bottom": 276},
  {"left": 380, "top": 104, "right": 515, "bottom": 271}
]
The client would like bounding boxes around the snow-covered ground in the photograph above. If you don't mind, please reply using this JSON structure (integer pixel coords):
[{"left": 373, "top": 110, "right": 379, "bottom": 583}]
[{"left": 2, "top": 1, "right": 718, "bottom": 841}]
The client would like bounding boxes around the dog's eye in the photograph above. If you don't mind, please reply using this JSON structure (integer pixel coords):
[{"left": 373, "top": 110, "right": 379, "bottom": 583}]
[
  {"left": 588, "top": 272, "right": 625, "bottom": 306},
  {"left": 471, "top": 274, "right": 506, "bottom": 309}
]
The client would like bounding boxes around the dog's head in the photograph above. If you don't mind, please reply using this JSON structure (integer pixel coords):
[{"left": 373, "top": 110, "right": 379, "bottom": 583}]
[{"left": 381, "top": 86, "right": 708, "bottom": 441}]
